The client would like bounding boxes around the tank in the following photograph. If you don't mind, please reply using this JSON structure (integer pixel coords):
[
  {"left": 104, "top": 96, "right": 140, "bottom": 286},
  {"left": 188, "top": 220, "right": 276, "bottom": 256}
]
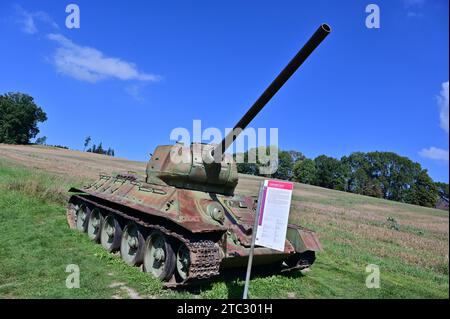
[{"left": 66, "top": 23, "right": 331, "bottom": 287}]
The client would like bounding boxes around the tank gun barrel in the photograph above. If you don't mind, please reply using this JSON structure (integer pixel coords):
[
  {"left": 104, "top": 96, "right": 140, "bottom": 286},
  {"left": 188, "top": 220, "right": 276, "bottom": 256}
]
[{"left": 214, "top": 23, "right": 331, "bottom": 158}]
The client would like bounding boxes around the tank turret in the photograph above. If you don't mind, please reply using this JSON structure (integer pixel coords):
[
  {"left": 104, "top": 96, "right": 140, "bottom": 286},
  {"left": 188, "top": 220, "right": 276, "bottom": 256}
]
[{"left": 146, "top": 143, "right": 239, "bottom": 196}]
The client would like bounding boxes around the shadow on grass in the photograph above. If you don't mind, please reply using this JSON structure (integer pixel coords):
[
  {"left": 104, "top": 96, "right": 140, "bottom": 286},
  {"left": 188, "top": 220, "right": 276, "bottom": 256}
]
[{"left": 173, "top": 266, "right": 306, "bottom": 298}]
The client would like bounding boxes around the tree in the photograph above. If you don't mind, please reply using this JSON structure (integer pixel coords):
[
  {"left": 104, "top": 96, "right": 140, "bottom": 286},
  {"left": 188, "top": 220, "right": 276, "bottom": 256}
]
[
  {"left": 408, "top": 170, "right": 438, "bottom": 208},
  {"left": 106, "top": 147, "right": 115, "bottom": 156},
  {"left": 293, "top": 158, "right": 316, "bottom": 184},
  {"left": 272, "top": 150, "right": 294, "bottom": 180},
  {"left": 314, "top": 155, "right": 347, "bottom": 190},
  {"left": 287, "top": 150, "right": 306, "bottom": 163},
  {"left": 87, "top": 144, "right": 96, "bottom": 153},
  {"left": 341, "top": 152, "right": 370, "bottom": 194},
  {"left": 365, "top": 152, "right": 421, "bottom": 202},
  {"left": 35, "top": 136, "right": 47, "bottom": 145},
  {"left": 84, "top": 136, "right": 91, "bottom": 151},
  {"left": 0, "top": 92, "right": 47, "bottom": 144},
  {"left": 342, "top": 151, "right": 431, "bottom": 203},
  {"left": 96, "top": 142, "right": 104, "bottom": 154}
]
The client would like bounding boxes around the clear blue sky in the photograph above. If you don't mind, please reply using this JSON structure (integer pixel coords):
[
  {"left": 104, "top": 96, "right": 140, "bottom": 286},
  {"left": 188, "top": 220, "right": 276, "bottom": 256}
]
[{"left": 1, "top": 0, "right": 448, "bottom": 182}]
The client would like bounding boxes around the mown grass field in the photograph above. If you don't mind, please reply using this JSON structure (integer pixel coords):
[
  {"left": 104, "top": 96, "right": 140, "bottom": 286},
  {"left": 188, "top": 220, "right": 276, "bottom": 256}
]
[{"left": 0, "top": 144, "right": 448, "bottom": 299}]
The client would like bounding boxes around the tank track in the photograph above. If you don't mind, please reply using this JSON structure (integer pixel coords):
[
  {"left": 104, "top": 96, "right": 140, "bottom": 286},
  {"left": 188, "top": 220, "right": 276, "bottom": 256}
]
[{"left": 69, "top": 195, "right": 221, "bottom": 287}]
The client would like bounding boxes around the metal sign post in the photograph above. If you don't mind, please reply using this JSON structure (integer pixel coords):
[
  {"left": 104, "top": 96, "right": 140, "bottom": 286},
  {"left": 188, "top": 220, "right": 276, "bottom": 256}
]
[
  {"left": 243, "top": 180, "right": 294, "bottom": 299},
  {"left": 243, "top": 181, "right": 265, "bottom": 299}
]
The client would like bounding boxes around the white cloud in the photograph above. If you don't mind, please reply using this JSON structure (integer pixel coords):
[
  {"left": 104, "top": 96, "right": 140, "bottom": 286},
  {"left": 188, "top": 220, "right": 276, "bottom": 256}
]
[
  {"left": 17, "top": 10, "right": 37, "bottom": 34},
  {"left": 419, "top": 81, "right": 449, "bottom": 162},
  {"left": 47, "top": 33, "right": 160, "bottom": 83},
  {"left": 15, "top": 5, "right": 58, "bottom": 34},
  {"left": 14, "top": 5, "right": 160, "bottom": 97},
  {"left": 438, "top": 81, "right": 449, "bottom": 134},
  {"left": 419, "top": 147, "right": 449, "bottom": 161}
]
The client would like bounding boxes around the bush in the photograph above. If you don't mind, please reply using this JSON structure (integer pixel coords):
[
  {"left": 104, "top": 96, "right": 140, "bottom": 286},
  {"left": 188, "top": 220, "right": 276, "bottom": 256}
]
[{"left": 385, "top": 217, "right": 400, "bottom": 231}]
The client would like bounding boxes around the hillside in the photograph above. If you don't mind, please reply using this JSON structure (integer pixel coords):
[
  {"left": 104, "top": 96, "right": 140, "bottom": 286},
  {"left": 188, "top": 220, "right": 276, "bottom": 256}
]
[{"left": 0, "top": 144, "right": 448, "bottom": 298}]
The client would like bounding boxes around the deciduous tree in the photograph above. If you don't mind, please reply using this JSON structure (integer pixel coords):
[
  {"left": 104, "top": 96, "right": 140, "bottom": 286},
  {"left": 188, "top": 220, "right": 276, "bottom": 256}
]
[{"left": 0, "top": 92, "right": 47, "bottom": 144}]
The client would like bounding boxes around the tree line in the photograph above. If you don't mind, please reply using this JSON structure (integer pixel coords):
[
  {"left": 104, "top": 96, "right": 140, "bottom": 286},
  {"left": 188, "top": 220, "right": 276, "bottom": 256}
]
[
  {"left": 83, "top": 136, "right": 115, "bottom": 156},
  {"left": 234, "top": 148, "right": 449, "bottom": 209}
]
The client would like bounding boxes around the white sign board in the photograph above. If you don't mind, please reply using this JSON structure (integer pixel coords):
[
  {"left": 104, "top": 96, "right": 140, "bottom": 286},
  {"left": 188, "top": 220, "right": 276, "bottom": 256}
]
[{"left": 255, "top": 180, "right": 294, "bottom": 252}]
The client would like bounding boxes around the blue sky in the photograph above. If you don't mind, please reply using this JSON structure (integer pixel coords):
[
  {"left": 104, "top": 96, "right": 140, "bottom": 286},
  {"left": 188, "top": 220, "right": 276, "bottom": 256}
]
[{"left": 0, "top": 0, "right": 448, "bottom": 182}]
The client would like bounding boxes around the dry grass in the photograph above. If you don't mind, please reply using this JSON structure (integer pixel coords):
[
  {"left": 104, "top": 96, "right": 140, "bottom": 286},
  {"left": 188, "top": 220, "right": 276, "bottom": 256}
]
[
  {"left": 293, "top": 199, "right": 448, "bottom": 274},
  {"left": 0, "top": 144, "right": 146, "bottom": 179}
]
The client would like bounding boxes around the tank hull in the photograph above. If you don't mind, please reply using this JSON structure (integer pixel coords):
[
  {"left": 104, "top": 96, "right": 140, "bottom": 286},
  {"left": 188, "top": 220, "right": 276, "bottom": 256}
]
[{"left": 67, "top": 173, "right": 322, "bottom": 287}]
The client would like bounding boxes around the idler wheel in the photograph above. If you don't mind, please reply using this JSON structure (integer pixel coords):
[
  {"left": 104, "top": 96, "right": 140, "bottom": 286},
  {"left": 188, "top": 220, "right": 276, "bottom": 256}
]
[
  {"left": 87, "top": 208, "right": 103, "bottom": 242},
  {"left": 120, "top": 222, "right": 145, "bottom": 266},
  {"left": 100, "top": 214, "right": 122, "bottom": 252},
  {"left": 143, "top": 231, "right": 175, "bottom": 281},
  {"left": 286, "top": 251, "right": 316, "bottom": 269}
]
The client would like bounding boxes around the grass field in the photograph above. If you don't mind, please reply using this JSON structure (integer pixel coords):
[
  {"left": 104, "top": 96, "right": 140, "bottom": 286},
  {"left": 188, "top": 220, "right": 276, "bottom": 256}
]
[{"left": 0, "top": 144, "right": 448, "bottom": 298}]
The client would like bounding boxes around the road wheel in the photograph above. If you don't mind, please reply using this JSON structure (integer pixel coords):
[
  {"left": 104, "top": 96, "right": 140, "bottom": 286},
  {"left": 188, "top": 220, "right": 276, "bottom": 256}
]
[
  {"left": 143, "top": 231, "right": 175, "bottom": 281},
  {"left": 120, "top": 223, "right": 145, "bottom": 266},
  {"left": 75, "top": 204, "right": 90, "bottom": 233},
  {"left": 176, "top": 244, "right": 190, "bottom": 280},
  {"left": 87, "top": 208, "right": 103, "bottom": 242},
  {"left": 100, "top": 214, "right": 122, "bottom": 252}
]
